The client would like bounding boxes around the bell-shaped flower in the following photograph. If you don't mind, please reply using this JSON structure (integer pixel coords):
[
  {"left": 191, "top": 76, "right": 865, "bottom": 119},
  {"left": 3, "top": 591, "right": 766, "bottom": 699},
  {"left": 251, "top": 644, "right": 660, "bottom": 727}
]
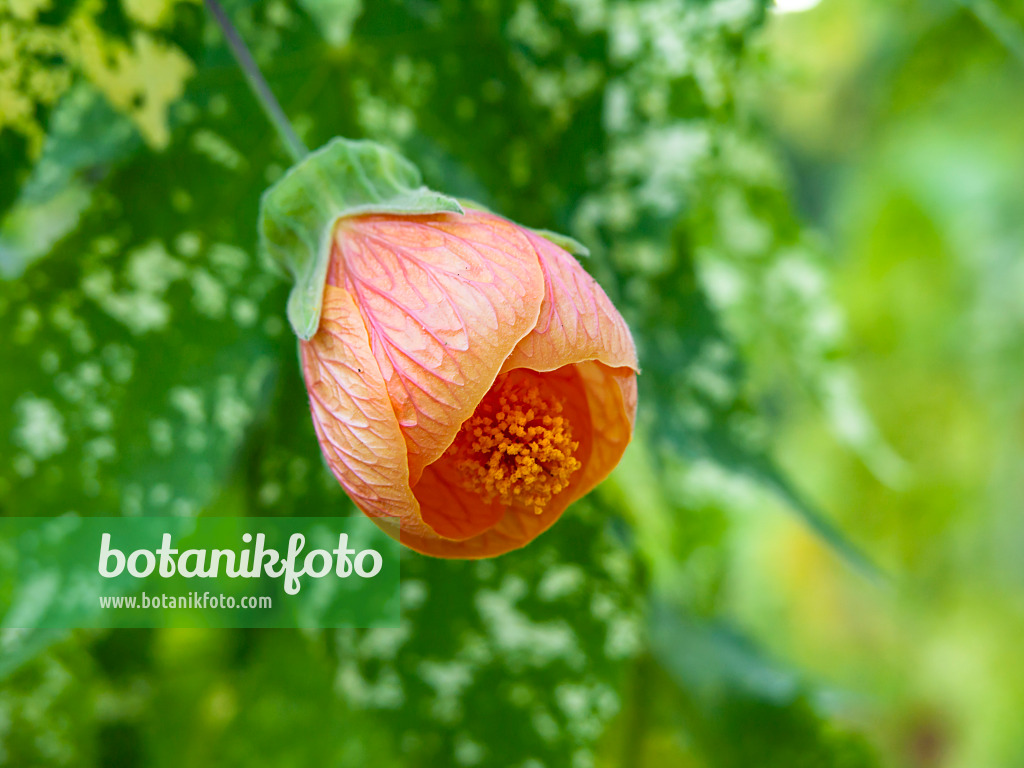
[{"left": 261, "top": 139, "right": 637, "bottom": 557}]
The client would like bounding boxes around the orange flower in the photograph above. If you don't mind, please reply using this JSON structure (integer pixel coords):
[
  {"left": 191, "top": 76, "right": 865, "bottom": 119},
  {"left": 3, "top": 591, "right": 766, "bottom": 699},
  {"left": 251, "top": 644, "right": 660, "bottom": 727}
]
[{"left": 299, "top": 208, "right": 637, "bottom": 557}]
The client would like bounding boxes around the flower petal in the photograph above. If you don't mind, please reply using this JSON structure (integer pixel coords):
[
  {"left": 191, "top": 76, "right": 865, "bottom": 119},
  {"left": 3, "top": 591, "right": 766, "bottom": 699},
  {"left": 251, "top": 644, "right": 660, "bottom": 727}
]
[
  {"left": 407, "top": 365, "right": 593, "bottom": 557},
  {"left": 300, "top": 285, "right": 434, "bottom": 541},
  {"left": 410, "top": 459, "right": 506, "bottom": 541},
  {"left": 331, "top": 210, "right": 545, "bottom": 484},
  {"left": 568, "top": 361, "right": 637, "bottom": 501},
  {"left": 501, "top": 230, "right": 638, "bottom": 374}
]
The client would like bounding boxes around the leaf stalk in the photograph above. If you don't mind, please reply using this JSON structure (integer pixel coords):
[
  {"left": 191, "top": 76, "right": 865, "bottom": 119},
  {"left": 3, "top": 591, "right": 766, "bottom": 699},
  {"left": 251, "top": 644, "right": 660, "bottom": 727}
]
[{"left": 204, "top": 0, "right": 308, "bottom": 163}]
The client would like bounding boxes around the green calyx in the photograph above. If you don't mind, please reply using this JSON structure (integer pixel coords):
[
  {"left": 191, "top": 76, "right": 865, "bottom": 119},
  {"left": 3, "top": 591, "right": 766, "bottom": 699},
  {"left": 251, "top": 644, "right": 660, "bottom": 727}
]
[
  {"left": 258, "top": 137, "right": 463, "bottom": 340},
  {"left": 259, "top": 138, "right": 592, "bottom": 340},
  {"left": 527, "top": 228, "right": 590, "bottom": 258}
]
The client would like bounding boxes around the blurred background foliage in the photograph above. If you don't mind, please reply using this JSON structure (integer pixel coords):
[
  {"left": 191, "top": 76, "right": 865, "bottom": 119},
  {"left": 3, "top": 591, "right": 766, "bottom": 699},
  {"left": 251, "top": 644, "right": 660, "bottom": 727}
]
[{"left": 1, "top": 0, "right": 1022, "bottom": 765}]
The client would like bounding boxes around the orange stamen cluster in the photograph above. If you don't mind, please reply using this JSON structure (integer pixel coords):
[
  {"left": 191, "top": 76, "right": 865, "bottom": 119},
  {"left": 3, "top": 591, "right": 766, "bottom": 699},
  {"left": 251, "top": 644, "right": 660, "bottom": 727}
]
[{"left": 446, "top": 374, "right": 581, "bottom": 514}]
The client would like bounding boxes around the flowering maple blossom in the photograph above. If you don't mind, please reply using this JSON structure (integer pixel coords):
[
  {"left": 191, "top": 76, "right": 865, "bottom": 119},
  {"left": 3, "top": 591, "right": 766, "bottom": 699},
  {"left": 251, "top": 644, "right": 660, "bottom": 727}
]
[{"left": 300, "top": 208, "right": 637, "bottom": 557}]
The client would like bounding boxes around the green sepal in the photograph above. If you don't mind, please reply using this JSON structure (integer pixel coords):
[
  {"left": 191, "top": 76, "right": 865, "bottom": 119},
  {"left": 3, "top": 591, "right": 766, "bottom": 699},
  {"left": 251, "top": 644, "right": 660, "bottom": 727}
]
[
  {"left": 528, "top": 228, "right": 590, "bottom": 258},
  {"left": 456, "top": 198, "right": 590, "bottom": 258},
  {"left": 259, "top": 137, "right": 463, "bottom": 340}
]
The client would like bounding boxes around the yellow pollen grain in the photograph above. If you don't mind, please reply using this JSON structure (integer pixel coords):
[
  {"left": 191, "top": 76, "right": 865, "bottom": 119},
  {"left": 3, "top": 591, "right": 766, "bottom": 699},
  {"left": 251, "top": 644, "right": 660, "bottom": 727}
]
[{"left": 446, "top": 376, "right": 581, "bottom": 514}]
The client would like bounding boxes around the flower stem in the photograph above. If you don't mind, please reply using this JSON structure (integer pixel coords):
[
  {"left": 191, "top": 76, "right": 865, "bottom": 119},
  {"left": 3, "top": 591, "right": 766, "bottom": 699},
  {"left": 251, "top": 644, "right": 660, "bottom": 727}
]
[{"left": 203, "top": 0, "right": 308, "bottom": 163}]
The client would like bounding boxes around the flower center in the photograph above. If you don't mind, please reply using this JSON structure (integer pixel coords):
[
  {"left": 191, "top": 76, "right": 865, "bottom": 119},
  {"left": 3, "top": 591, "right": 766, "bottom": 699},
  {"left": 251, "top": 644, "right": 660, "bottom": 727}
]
[{"left": 446, "top": 372, "right": 582, "bottom": 514}]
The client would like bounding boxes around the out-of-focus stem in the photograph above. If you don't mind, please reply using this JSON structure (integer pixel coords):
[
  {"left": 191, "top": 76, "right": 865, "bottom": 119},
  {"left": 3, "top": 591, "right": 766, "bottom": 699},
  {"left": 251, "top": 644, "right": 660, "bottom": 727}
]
[
  {"left": 204, "top": 0, "right": 308, "bottom": 163},
  {"left": 964, "top": 0, "right": 1024, "bottom": 65}
]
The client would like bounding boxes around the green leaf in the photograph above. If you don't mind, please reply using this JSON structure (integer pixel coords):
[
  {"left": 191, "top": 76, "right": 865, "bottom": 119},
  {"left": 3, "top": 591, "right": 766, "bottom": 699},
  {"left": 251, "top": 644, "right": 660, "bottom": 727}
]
[
  {"left": 0, "top": 84, "right": 141, "bottom": 279},
  {"left": 649, "top": 603, "right": 880, "bottom": 768},
  {"left": 649, "top": 602, "right": 799, "bottom": 703},
  {"left": 332, "top": 504, "right": 643, "bottom": 768},
  {"left": 258, "top": 138, "right": 463, "bottom": 340},
  {"left": 0, "top": 66, "right": 286, "bottom": 581},
  {"left": 296, "top": 0, "right": 364, "bottom": 47}
]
